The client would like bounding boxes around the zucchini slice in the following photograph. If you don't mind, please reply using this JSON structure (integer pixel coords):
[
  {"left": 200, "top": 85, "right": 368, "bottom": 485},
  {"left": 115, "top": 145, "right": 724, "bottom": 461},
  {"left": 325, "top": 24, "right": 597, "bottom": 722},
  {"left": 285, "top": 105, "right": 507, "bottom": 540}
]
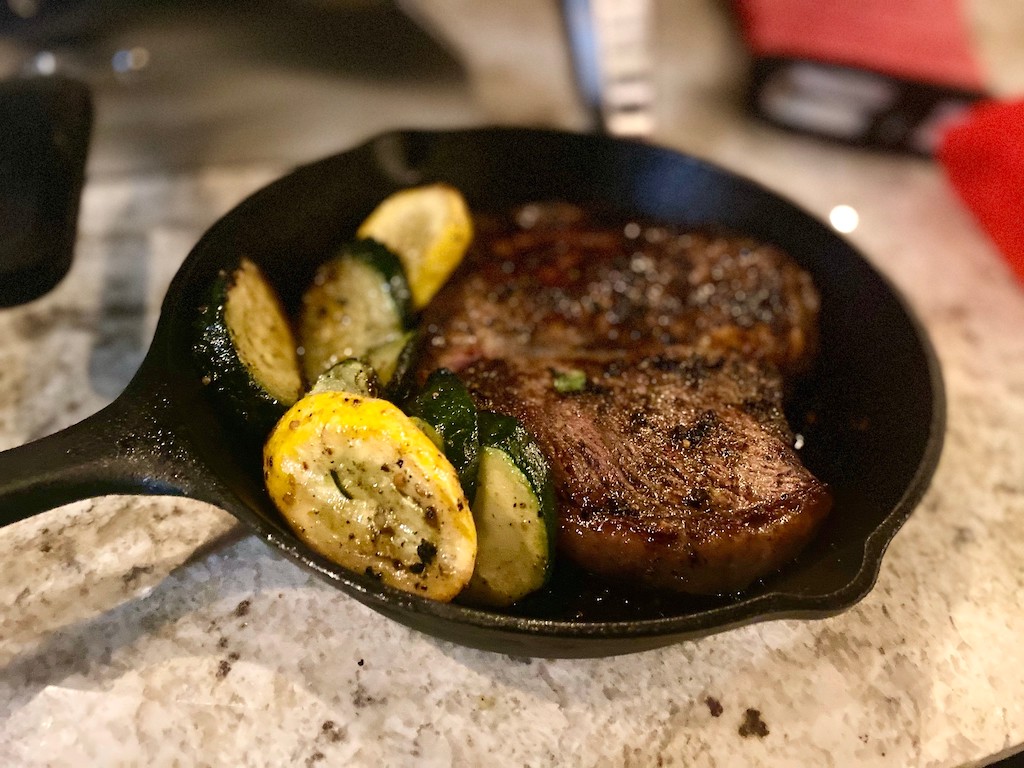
[
  {"left": 194, "top": 257, "right": 303, "bottom": 436},
  {"left": 409, "top": 417, "right": 444, "bottom": 451},
  {"left": 403, "top": 369, "right": 480, "bottom": 499},
  {"left": 298, "top": 239, "right": 412, "bottom": 384},
  {"left": 460, "top": 411, "right": 556, "bottom": 607},
  {"left": 263, "top": 391, "right": 477, "bottom": 602},
  {"left": 366, "top": 329, "right": 417, "bottom": 388},
  {"left": 310, "top": 358, "right": 381, "bottom": 398}
]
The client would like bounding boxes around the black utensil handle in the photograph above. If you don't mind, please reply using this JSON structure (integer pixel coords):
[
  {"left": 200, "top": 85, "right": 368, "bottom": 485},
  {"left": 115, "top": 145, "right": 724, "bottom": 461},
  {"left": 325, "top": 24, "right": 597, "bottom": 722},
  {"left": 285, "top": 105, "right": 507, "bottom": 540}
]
[{"left": 0, "top": 377, "right": 207, "bottom": 527}]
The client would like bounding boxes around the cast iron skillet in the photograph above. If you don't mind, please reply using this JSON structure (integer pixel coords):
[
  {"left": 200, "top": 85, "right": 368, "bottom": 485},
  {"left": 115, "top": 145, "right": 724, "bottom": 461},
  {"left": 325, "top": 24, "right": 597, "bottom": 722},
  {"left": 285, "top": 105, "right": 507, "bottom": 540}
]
[{"left": 0, "top": 128, "right": 945, "bottom": 658}]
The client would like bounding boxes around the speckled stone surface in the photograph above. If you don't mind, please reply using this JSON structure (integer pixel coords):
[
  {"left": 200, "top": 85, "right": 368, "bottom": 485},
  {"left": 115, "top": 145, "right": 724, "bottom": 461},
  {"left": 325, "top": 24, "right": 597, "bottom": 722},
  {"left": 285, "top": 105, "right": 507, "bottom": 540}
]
[{"left": 3, "top": 2, "right": 1024, "bottom": 766}]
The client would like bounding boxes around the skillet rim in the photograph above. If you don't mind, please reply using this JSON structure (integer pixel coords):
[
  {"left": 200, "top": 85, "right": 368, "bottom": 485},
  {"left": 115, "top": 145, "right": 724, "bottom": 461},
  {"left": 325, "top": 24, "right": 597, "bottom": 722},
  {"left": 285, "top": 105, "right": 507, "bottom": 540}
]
[{"left": 157, "top": 126, "right": 946, "bottom": 653}]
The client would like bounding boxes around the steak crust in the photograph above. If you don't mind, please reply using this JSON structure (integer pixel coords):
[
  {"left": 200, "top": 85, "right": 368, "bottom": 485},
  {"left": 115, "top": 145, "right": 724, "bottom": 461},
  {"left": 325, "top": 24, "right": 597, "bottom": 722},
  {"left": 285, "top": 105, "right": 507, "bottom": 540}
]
[
  {"left": 414, "top": 204, "right": 831, "bottom": 595},
  {"left": 420, "top": 206, "right": 821, "bottom": 377},
  {"left": 460, "top": 352, "right": 831, "bottom": 594}
]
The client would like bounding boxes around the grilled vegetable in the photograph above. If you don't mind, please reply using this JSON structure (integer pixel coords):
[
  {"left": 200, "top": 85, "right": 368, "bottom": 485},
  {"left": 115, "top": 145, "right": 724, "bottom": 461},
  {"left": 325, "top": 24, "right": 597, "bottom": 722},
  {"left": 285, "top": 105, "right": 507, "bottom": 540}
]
[
  {"left": 404, "top": 369, "right": 480, "bottom": 499},
  {"left": 460, "top": 411, "right": 556, "bottom": 607},
  {"left": 195, "top": 257, "right": 303, "bottom": 437},
  {"left": 310, "top": 358, "right": 381, "bottom": 398},
  {"left": 263, "top": 391, "right": 477, "bottom": 601},
  {"left": 298, "top": 239, "right": 412, "bottom": 384},
  {"left": 357, "top": 184, "right": 473, "bottom": 308},
  {"left": 366, "top": 329, "right": 417, "bottom": 390}
]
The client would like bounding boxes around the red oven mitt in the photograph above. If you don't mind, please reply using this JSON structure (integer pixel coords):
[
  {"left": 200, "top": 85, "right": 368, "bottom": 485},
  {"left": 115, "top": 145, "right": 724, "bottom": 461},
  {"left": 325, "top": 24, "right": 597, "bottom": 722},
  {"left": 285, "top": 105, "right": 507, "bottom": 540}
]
[{"left": 937, "top": 99, "right": 1024, "bottom": 285}]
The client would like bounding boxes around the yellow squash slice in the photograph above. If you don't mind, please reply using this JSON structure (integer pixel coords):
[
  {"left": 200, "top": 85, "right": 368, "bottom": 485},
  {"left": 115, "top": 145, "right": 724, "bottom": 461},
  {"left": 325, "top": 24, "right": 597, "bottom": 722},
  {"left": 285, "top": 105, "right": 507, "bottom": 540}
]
[
  {"left": 356, "top": 183, "right": 473, "bottom": 309},
  {"left": 263, "top": 391, "right": 477, "bottom": 601}
]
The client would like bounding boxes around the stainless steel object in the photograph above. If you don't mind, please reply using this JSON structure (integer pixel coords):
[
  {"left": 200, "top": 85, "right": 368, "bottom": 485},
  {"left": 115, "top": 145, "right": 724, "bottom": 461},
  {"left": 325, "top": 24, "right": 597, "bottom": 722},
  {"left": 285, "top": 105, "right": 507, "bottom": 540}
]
[{"left": 562, "top": 0, "right": 655, "bottom": 136}]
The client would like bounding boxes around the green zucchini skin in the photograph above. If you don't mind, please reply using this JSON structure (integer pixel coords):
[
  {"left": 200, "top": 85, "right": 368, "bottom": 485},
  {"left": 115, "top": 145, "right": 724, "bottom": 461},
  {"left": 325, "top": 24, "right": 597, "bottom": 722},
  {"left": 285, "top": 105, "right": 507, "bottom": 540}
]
[
  {"left": 380, "top": 329, "right": 423, "bottom": 404},
  {"left": 353, "top": 238, "right": 414, "bottom": 327},
  {"left": 403, "top": 369, "right": 480, "bottom": 498},
  {"left": 194, "top": 259, "right": 302, "bottom": 440},
  {"left": 367, "top": 329, "right": 417, "bottom": 390},
  {"left": 477, "top": 410, "right": 558, "bottom": 576},
  {"left": 460, "top": 410, "right": 557, "bottom": 606}
]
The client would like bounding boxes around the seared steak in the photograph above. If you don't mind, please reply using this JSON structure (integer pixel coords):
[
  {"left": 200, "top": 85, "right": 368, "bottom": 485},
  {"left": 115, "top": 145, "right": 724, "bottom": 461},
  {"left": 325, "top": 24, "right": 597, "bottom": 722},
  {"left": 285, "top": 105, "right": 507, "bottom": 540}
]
[
  {"left": 414, "top": 204, "right": 831, "bottom": 595},
  {"left": 420, "top": 206, "right": 821, "bottom": 377},
  {"left": 460, "top": 352, "right": 831, "bottom": 594}
]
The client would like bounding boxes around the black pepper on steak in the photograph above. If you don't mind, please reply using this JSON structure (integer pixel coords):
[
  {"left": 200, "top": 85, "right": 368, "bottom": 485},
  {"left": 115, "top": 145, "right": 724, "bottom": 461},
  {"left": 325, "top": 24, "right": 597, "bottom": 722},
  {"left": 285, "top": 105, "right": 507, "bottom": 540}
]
[{"left": 415, "top": 204, "right": 831, "bottom": 595}]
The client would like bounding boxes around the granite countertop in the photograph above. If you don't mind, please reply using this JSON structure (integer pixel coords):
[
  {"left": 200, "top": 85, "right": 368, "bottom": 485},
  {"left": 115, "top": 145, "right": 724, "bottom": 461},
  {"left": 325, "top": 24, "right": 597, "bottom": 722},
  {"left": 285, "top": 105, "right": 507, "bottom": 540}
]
[{"left": 2, "top": 1, "right": 1024, "bottom": 766}]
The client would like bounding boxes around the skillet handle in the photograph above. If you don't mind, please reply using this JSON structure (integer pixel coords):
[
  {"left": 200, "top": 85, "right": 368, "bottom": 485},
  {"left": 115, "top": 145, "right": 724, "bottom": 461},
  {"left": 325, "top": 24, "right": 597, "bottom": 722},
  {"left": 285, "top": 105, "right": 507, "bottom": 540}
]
[{"left": 0, "top": 375, "right": 212, "bottom": 527}]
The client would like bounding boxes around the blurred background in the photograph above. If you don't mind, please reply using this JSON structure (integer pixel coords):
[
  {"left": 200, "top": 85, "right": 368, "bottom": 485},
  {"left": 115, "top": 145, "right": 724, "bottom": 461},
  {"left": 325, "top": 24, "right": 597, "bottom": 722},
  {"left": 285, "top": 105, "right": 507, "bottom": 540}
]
[{"left": 2, "top": 0, "right": 1020, "bottom": 177}]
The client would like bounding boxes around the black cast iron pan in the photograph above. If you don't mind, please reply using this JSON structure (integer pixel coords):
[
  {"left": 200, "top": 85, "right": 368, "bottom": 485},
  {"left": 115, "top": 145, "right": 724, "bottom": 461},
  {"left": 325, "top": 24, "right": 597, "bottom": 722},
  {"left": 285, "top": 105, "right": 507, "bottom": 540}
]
[{"left": 0, "top": 128, "right": 945, "bottom": 657}]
